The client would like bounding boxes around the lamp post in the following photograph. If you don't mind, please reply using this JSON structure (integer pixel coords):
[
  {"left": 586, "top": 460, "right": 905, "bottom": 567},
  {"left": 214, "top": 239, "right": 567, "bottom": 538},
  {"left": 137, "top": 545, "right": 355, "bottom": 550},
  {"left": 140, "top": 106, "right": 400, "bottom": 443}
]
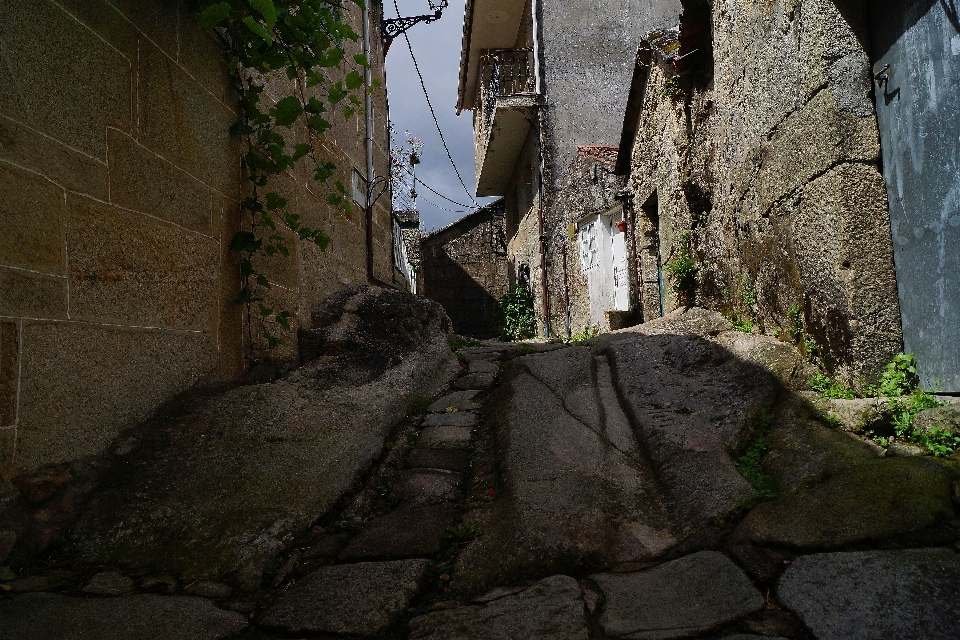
[{"left": 382, "top": 1, "right": 450, "bottom": 42}]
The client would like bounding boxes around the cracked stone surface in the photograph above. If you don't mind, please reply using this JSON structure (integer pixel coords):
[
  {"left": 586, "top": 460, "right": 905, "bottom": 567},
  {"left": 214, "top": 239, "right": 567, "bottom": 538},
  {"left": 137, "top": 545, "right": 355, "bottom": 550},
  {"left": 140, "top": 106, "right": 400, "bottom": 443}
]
[
  {"left": 390, "top": 469, "right": 462, "bottom": 505},
  {"left": 408, "top": 575, "right": 589, "bottom": 640},
  {"left": 339, "top": 503, "right": 459, "bottom": 561},
  {"left": 422, "top": 412, "right": 479, "bottom": 428},
  {"left": 408, "top": 448, "right": 471, "bottom": 472},
  {"left": 778, "top": 549, "right": 960, "bottom": 639},
  {"left": 592, "top": 551, "right": 764, "bottom": 639},
  {"left": 81, "top": 571, "right": 134, "bottom": 596},
  {"left": 418, "top": 426, "right": 473, "bottom": 450},
  {"left": 68, "top": 288, "right": 460, "bottom": 590},
  {"left": 260, "top": 559, "right": 431, "bottom": 637},
  {"left": 0, "top": 592, "right": 247, "bottom": 640},
  {"left": 428, "top": 391, "right": 484, "bottom": 414}
]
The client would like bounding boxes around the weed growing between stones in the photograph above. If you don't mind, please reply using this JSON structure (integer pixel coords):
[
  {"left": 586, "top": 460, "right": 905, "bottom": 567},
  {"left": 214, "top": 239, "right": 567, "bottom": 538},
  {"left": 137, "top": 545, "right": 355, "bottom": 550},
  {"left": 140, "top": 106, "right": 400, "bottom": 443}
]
[
  {"left": 664, "top": 231, "right": 698, "bottom": 307},
  {"left": 448, "top": 335, "right": 483, "bottom": 351},
  {"left": 734, "top": 411, "right": 779, "bottom": 500},
  {"left": 494, "top": 285, "right": 537, "bottom": 341},
  {"left": 809, "top": 372, "right": 856, "bottom": 399},
  {"left": 569, "top": 324, "right": 600, "bottom": 345}
]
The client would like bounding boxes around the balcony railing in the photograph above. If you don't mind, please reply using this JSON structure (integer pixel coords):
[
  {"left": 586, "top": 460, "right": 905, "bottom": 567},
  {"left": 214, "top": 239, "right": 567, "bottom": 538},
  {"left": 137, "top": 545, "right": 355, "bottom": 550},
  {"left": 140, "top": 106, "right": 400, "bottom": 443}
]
[{"left": 475, "top": 48, "right": 537, "bottom": 136}]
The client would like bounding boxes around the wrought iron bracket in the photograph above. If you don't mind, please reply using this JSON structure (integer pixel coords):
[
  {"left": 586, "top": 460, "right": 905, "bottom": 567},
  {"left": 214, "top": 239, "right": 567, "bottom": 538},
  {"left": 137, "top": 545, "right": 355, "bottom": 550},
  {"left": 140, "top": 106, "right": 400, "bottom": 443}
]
[{"left": 381, "top": 1, "right": 448, "bottom": 41}]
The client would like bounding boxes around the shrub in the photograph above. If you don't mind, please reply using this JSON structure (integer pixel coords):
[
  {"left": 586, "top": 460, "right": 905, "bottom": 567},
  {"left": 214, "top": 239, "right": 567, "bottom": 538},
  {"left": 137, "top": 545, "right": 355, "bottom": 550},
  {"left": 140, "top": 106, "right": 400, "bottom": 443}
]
[{"left": 495, "top": 285, "right": 537, "bottom": 341}]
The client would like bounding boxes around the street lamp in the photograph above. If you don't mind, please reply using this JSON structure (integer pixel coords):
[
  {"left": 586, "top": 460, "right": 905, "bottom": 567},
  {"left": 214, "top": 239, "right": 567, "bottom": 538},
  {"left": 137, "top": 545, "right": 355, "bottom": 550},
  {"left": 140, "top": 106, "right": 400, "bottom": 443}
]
[{"left": 381, "top": 0, "right": 450, "bottom": 41}]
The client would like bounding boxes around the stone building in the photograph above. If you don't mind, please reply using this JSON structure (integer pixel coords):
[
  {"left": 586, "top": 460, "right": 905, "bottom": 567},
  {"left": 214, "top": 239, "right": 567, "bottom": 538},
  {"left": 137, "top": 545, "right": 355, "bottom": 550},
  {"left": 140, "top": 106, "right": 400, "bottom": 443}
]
[
  {"left": 420, "top": 200, "right": 509, "bottom": 338},
  {"left": 0, "top": 0, "right": 399, "bottom": 482},
  {"left": 616, "top": 0, "right": 960, "bottom": 388},
  {"left": 456, "top": 0, "right": 682, "bottom": 337}
]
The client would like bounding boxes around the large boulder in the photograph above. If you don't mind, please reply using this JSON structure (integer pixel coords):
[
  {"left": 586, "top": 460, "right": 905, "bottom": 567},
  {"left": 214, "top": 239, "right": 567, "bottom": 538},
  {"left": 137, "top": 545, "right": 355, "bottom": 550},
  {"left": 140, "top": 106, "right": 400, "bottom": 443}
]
[
  {"left": 778, "top": 549, "right": 960, "bottom": 639},
  {"left": 732, "top": 457, "right": 960, "bottom": 549},
  {"left": 70, "top": 287, "right": 460, "bottom": 589}
]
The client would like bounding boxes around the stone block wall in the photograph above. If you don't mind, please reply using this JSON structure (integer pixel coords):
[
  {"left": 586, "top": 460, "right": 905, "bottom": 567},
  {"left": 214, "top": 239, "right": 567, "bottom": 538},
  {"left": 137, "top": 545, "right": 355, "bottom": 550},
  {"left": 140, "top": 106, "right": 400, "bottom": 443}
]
[
  {"left": 0, "top": 0, "right": 391, "bottom": 480},
  {"left": 421, "top": 202, "right": 509, "bottom": 338},
  {"left": 626, "top": 0, "right": 903, "bottom": 385}
]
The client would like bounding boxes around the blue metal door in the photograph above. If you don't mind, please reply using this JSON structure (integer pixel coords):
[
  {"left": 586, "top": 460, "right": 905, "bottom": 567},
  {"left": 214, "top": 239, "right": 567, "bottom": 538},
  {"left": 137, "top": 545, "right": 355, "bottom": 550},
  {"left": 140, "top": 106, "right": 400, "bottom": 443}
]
[{"left": 871, "top": 0, "right": 960, "bottom": 390}]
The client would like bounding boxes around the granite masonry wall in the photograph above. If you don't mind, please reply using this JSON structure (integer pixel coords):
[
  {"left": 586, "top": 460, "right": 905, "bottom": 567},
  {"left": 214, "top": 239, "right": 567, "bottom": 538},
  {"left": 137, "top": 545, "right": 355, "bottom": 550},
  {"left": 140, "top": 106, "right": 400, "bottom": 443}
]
[{"left": 0, "top": 0, "right": 391, "bottom": 480}]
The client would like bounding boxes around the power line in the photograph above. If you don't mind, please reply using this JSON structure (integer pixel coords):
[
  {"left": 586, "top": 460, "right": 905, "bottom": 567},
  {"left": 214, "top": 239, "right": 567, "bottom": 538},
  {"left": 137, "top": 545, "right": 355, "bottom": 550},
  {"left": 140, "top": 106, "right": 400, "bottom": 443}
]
[
  {"left": 392, "top": 0, "right": 480, "bottom": 208},
  {"left": 394, "top": 160, "right": 475, "bottom": 209}
]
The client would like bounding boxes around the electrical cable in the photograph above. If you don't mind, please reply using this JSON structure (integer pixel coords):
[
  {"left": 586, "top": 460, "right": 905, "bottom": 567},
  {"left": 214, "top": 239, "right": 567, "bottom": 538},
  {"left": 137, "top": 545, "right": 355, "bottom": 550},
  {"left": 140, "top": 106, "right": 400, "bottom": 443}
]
[
  {"left": 392, "top": 0, "right": 479, "bottom": 207},
  {"left": 395, "top": 161, "right": 475, "bottom": 208}
]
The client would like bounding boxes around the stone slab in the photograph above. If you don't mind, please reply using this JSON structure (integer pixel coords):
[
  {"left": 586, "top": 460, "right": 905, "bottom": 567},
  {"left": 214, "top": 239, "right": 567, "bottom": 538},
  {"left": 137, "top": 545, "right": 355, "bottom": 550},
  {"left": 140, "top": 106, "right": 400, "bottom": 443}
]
[
  {"left": 453, "top": 348, "right": 675, "bottom": 592},
  {"left": 454, "top": 372, "right": 497, "bottom": 390},
  {"left": 408, "top": 574, "right": 589, "bottom": 640},
  {"left": 732, "top": 457, "right": 960, "bottom": 550},
  {"left": 427, "top": 391, "right": 483, "bottom": 413},
  {"left": 81, "top": 571, "right": 134, "bottom": 596},
  {"left": 339, "top": 503, "right": 459, "bottom": 561},
  {"left": 422, "top": 411, "right": 479, "bottom": 428},
  {"left": 390, "top": 469, "right": 462, "bottom": 505},
  {"left": 915, "top": 405, "right": 960, "bottom": 434},
  {"left": 418, "top": 426, "right": 473, "bottom": 450},
  {"left": 260, "top": 559, "right": 430, "bottom": 637},
  {"left": 777, "top": 549, "right": 960, "bottom": 639},
  {"left": 408, "top": 448, "right": 471, "bottom": 473},
  {"left": 468, "top": 359, "right": 500, "bottom": 375},
  {"left": 0, "top": 592, "right": 247, "bottom": 640},
  {"left": 592, "top": 551, "right": 764, "bottom": 639}
]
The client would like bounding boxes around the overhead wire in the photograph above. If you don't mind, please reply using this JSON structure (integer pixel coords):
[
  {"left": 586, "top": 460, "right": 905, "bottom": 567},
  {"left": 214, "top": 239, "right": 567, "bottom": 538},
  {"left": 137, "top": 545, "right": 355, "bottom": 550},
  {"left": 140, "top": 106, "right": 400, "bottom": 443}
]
[{"left": 392, "top": 0, "right": 480, "bottom": 208}]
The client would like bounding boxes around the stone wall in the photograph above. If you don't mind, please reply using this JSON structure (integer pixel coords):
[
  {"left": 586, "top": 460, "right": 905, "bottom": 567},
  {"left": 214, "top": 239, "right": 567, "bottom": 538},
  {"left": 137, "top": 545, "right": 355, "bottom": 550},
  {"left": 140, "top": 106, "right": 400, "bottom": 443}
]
[
  {"left": 0, "top": 0, "right": 391, "bottom": 480},
  {"left": 625, "top": 0, "right": 903, "bottom": 385},
  {"left": 421, "top": 202, "right": 509, "bottom": 338}
]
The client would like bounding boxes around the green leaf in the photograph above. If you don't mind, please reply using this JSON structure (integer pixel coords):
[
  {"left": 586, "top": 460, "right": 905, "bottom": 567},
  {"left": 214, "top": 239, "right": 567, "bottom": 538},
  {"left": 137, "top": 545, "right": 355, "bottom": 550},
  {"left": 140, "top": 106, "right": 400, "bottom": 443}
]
[
  {"left": 229, "top": 231, "right": 262, "bottom": 254},
  {"left": 270, "top": 96, "right": 303, "bottom": 128},
  {"left": 258, "top": 303, "right": 274, "bottom": 317},
  {"left": 292, "top": 143, "right": 312, "bottom": 161},
  {"left": 242, "top": 15, "right": 273, "bottom": 42},
  {"left": 197, "top": 2, "right": 232, "bottom": 29},
  {"left": 249, "top": 0, "right": 277, "bottom": 29},
  {"left": 353, "top": 54, "right": 370, "bottom": 68},
  {"left": 265, "top": 192, "right": 287, "bottom": 210},
  {"left": 276, "top": 311, "right": 292, "bottom": 331},
  {"left": 0, "top": 566, "right": 17, "bottom": 581},
  {"left": 314, "top": 230, "right": 331, "bottom": 251},
  {"left": 256, "top": 274, "right": 271, "bottom": 289},
  {"left": 345, "top": 71, "right": 364, "bottom": 90}
]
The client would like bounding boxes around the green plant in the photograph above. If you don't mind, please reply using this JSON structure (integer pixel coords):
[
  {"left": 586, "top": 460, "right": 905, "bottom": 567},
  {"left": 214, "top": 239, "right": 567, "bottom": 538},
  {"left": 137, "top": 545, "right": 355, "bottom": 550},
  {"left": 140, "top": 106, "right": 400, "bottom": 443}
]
[
  {"left": 570, "top": 324, "right": 599, "bottom": 345},
  {"left": 448, "top": 335, "right": 482, "bottom": 351},
  {"left": 443, "top": 523, "right": 482, "bottom": 544},
  {"left": 820, "top": 413, "right": 844, "bottom": 429},
  {"left": 660, "top": 77, "right": 681, "bottom": 99},
  {"left": 867, "top": 353, "right": 920, "bottom": 398},
  {"left": 890, "top": 390, "right": 943, "bottom": 439},
  {"left": 495, "top": 285, "right": 537, "bottom": 341},
  {"left": 734, "top": 411, "right": 779, "bottom": 500},
  {"left": 809, "top": 372, "right": 855, "bottom": 399},
  {"left": 804, "top": 336, "right": 819, "bottom": 357},
  {"left": 192, "top": 0, "right": 373, "bottom": 346},
  {"left": 737, "top": 275, "right": 756, "bottom": 307},
  {"left": 911, "top": 426, "right": 960, "bottom": 457},
  {"left": 664, "top": 232, "right": 697, "bottom": 306},
  {"left": 408, "top": 396, "right": 433, "bottom": 416},
  {"left": 728, "top": 313, "right": 754, "bottom": 333},
  {"left": 787, "top": 303, "right": 804, "bottom": 342}
]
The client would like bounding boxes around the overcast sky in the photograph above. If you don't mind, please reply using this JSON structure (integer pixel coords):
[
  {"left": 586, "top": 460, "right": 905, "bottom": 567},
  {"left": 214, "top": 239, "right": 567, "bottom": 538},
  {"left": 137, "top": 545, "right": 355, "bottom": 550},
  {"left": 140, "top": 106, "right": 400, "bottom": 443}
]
[{"left": 384, "top": 0, "right": 495, "bottom": 231}]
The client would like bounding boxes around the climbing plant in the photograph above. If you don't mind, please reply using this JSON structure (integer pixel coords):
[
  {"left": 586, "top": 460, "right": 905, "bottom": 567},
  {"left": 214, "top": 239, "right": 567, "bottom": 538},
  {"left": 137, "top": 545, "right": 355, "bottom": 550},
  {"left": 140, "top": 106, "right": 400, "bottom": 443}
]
[{"left": 190, "top": 0, "right": 374, "bottom": 347}]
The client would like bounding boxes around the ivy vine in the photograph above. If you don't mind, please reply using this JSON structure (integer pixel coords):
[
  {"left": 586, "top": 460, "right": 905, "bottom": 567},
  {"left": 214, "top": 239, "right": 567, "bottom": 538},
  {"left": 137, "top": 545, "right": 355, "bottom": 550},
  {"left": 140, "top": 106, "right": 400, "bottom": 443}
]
[{"left": 190, "top": 0, "right": 376, "bottom": 347}]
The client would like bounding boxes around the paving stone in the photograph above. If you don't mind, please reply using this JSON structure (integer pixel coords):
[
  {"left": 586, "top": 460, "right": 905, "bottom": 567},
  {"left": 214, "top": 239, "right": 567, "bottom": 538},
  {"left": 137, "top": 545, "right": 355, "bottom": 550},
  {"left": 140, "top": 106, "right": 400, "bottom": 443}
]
[
  {"left": 183, "top": 580, "right": 232, "bottom": 599},
  {"left": 732, "top": 457, "right": 960, "bottom": 550},
  {"left": 727, "top": 545, "right": 794, "bottom": 582},
  {"left": 81, "top": 570, "right": 134, "bottom": 596},
  {"left": 719, "top": 636, "right": 788, "bottom": 640},
  {"left": 454, "top": 372, "right": 497, "bottom": 390},
  {"left": 408, "top": 448, "right": 471, "bottom": 473},
  {"left": 339, "top": 503, "right": 458, "bottom": 561},
  {"left": 139, "top": 575, "right": 178, "bottom": 594},
  {"left": 390, "top": 469, "right": 462, "bottom": 505},
  {"left": 303, "top": 532, "right": 350, "bottom": 559},
  {"left": 886, "top": 441, "right": 930, "bottom": 456},
  {"left": 417, "top": 426, "right": 473, "bottom": 450},
  {"left": 260, "top": 559, "right": 430, "bottom": 637},
  {"left": 468, "top": 359, "right": 500, "bottom": 375},
  {"left": 422, "top": 411, "right": 479, "bottom": 428},
  {"left": 7, "top": 571, "right": 77, "bottom": 593},
  {"left": 0, "top": 592, "right": 247, "bottom": 639},
  {"left": 914, "top": 404, "right": 960, "bottom": 434},
  {"left": 777, "top": 548, "right": 960, "bottom": 639},
  {"left": 427, "top": 390, "right": 483, "bottom": 413},
  {"left": 592, "top": 551, "right": 764, "bottom": 639},
  {"left": 738, "top": 609, "right": 805, "bottom": 637},
  {"left": 408, "top": 575, "right": 589, "bottom": 640}
]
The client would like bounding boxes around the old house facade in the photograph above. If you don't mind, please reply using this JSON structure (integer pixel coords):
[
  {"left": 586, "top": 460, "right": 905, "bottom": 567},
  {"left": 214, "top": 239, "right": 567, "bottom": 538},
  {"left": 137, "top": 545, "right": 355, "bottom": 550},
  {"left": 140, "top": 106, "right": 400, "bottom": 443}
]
[
  {"left": 619, "top": 0, "right": 960, "bottom": 388},
  {"left": 457, "top": 0, "right": 681, "bottom": 337},
  {"left": 420, "top": 199, "right": 509, "bottom": 338},
  {"left": 0, "top": 0, "right": 400, "bottom": 483}
]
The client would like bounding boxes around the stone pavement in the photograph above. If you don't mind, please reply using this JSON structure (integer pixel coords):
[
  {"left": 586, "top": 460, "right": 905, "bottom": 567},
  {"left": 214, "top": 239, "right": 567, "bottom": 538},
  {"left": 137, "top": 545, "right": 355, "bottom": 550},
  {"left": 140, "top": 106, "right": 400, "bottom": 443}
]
[{"left": 3, "top": 307, "right": 960, "bottom": 638}]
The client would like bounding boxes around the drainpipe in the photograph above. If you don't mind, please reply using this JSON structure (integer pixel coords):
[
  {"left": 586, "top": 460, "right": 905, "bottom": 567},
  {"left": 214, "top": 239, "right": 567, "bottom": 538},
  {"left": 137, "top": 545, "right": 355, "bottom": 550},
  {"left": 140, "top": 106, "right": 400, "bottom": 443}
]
[
  {"left": 362, "top": 3, "right": 399, "bottom": 290},
  {"left": 529, "top": 114, "right": 549, "bottom": 338}
]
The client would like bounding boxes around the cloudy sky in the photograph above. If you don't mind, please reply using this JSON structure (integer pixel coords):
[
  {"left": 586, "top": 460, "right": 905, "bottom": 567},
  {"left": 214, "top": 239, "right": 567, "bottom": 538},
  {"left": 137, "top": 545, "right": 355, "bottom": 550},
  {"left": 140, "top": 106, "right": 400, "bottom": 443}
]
[{"left": 384, "top": 0, "right": 496, "bottom": 231}]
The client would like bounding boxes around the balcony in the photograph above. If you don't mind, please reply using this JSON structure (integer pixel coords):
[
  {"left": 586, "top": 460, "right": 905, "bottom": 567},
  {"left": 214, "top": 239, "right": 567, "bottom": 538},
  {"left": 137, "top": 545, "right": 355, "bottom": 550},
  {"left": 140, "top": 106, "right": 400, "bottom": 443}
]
[{"left": 473, "top": 49, "right": 541, "bottom": 196}]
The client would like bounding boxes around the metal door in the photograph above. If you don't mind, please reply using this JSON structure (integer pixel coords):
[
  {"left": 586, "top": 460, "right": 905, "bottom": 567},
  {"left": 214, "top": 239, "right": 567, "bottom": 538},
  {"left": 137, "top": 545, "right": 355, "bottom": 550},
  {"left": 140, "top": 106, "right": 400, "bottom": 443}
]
[{"left": 871, "top": 0, "right": 960, "bottom": 390}]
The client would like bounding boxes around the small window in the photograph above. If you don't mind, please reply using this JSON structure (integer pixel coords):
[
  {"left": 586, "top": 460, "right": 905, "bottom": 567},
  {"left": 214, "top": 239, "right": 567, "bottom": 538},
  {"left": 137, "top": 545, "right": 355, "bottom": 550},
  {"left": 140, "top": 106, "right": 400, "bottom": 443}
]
[{"left": 352, "top": 169, "right": 367, "bottom": 207}]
